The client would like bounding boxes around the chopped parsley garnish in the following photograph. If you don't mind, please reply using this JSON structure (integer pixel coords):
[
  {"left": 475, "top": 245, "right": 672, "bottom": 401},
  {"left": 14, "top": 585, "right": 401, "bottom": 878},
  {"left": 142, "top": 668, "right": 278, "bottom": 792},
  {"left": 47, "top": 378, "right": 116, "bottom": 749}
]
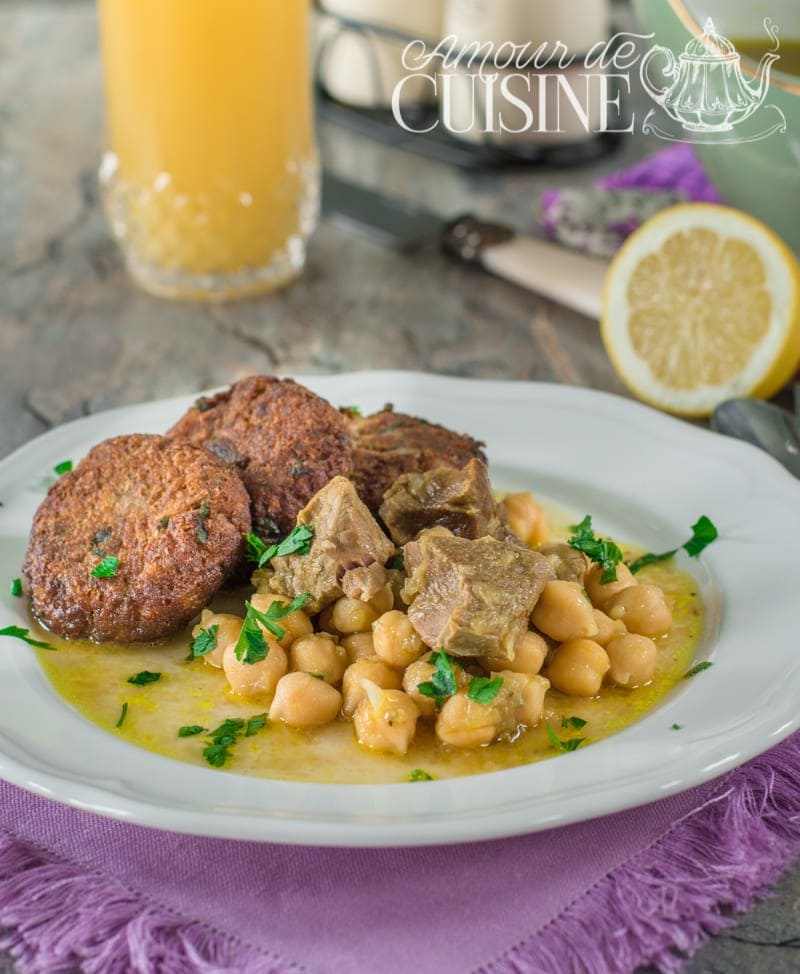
[
  {"left": 233, "top": 605, "right": 271, "bottom": 665},
  {"left": 417, "top": 650, "right": 458, "bottom": 708},
  {"left": 127, "top": 670, "right": 161, "bottom": 686},
  {"left": 9, "top": 578, "right": 22, "bottom": 598},
  {"left": 467, "top": 675, "right": 504, "bottom": 705},
  {"left": 561, "top": 715, "right": 588, "bottom": 731},
  {"left": 340, "top": 405, "right": 362, "bottom": 416},
  {"left": 53, "top": 460, "right": 73, "bottom": 475},
  {"left": 628, "top": 516, "right": 719, "bottom": 574},
  {"left": 546, "top": 723, "right": 586, "bottom": 752},
  {"left": 671, "top": 723, "right": 683, "bottom": 730},
  {"left": 684, "top": 661, "right": 713, "bottom": 679},
  {"left": 115, "top": 702, "right": 128, "bottom": 728},
  {"left": 196, "top": 502, "right": 211, "bottom": 545},
  {"left": 309, "top": 672, "right": 326, "bottom": 681},
  {"left": 202, "top": 743, "right": 231, "bottom": 768},
  {"left": 245, "top": 524, "right": 315, "bottom": 569},
  {"left": 0, "top": 625, "right": 55, "bottom": 650},
  {"left": 245, "top": 714, "right": 268, "bottom": 736},
  {"left": 91, "top": 555, "right": 119, "bottom": 578},
  {"left": 189, "top": 624, "right": 219, "bottom": 660},
  {"left": 386, "top": 552, "right": 405, "bottom": 572},
  {"left": 408, "top": 769, "right": 434, "bottom": 782},
  {"left": 568, "top": 515, "right": 623, "bottom": 584},
  {"left": 178, "top": 725, "right": 206, "bottom": 737},
  {"left": 157, "top": 516, "right": 169, "bottom": 531},
  {"left": 194, "top": 396, "right": 214, "bottom": 412},
  {"left": 198, "top": 716, "right": 267, "bottom": 768},
  {"left": 234, "top": 594, "right": 311, "bottom": 664}
]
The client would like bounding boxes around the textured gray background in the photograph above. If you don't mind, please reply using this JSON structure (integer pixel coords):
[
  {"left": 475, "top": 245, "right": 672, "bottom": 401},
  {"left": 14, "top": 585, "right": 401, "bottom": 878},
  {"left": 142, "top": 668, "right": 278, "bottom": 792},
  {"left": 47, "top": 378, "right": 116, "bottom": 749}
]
[{"left": 1, "top": 2, "right": 799, "bottom": 972}]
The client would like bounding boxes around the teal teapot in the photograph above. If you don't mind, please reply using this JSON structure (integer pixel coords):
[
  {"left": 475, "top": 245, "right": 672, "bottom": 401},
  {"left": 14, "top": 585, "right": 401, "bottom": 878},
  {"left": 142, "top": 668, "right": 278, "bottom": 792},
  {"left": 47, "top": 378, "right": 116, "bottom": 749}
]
[{"left": 640, "top": 17, "right": 780, "bottom": 132}]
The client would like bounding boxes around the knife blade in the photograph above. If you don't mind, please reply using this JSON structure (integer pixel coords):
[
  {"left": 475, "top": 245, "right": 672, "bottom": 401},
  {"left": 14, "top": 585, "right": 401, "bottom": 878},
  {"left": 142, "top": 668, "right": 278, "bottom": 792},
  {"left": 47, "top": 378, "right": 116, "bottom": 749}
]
[{"left": 322, "top": 172, "right": 608, "bottom": 320}]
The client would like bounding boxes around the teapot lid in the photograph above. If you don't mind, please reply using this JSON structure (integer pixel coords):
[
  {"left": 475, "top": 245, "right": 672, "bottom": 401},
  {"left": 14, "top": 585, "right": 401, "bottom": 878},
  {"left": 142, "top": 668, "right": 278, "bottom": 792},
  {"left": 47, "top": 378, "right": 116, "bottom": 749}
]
[{"left": 683, "top": 18, "right": 737, "bottom": 59}]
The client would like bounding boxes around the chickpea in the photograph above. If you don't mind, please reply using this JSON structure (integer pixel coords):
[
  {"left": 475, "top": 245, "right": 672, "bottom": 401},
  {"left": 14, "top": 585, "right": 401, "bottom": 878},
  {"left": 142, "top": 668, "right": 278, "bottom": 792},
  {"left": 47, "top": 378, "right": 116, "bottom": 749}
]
[
  {"left": 531, "top": 580, "right": 598, "bottom": 642},
  {"left": 372, "top": 610, "right": 425, "bottom": 669},
  {"left": 250, "top": 593, "right": 313, "bottom": 649},
  {"left": 342, "top": 659, "right": 403, "bottom": 716},
  {"left": 269, "top": 672, "right": 342, "bottom": 727},
  {"left": 368, "top": 584, "right": 394, "bottom": 615},
  {"left": 290, "top": 634, "right": 348, "bottom": 685},
  {"left": 402, "top": 654, "right": 438, "bottom": 718},
  {"left": 317, "top": 604, "right": 339, "bottom": 636},
  {"left": 353, "top": 680, "right": 420, "bottom": 755},
  {"left": 592, "top": 609, "right": 627, "bottom": 647},
  {"left": 496, "top": 671, "right": 550, "bottom": 726},
  {"left": 250, "top": 567, "right": 273, "bottom": 594},
  {"left": 341, "top": 632, "right": 375, "bottom": 664},
  {"left": 222, "top": 639, "right": 288, "bottom": 700},
  {"left": 546, "top": 639, "right": 610, "bottom": 697},
  {"left": 606, "top": 634, "right": 657, "bottom": 688},
  {"left": 501, "top": 492, "right": 548, "bottom": 547},
  {"left": 584, "top": 562, "right": 637, "bottom": 608},
  {"left": 192, "top": 610, "right": 242, "bottom": 668},
  {"left": 435, "top": 689, "right": 517, "bottom": 749},
  {"left": 605, "top": 584, "right": 672, "bottom": 637},
  {"left": 481, "top": 630, "right": 547, "bottom": 675},
  {"left": 332, "top": 597, "right": 380, "bottom": 635}
]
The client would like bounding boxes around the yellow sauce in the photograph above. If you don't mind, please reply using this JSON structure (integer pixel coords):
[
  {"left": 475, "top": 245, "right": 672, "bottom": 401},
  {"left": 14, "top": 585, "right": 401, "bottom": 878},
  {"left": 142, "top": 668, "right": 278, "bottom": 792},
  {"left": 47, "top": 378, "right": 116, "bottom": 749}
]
[{"left": 33, "top": 558, "right": 702, "bottom": 785}]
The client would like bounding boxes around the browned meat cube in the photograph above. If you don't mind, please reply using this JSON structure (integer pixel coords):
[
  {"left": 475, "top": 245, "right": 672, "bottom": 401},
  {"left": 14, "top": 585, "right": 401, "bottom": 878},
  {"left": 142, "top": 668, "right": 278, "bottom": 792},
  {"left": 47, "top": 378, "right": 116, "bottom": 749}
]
[
  {"left": 537, "top": 543, "right": 589, "bottom": 584},
  {"left": 269, "top": 476, "right": 395, "bottom": 613},
  {"left": 379, "top": 459, "right": 514, "bottom": 546},
  {"left": 402, "top": 534, "right": 551, "bottom": 660},
  {"left": 345, "top": 406, "right": 486, "bottom": 514}
]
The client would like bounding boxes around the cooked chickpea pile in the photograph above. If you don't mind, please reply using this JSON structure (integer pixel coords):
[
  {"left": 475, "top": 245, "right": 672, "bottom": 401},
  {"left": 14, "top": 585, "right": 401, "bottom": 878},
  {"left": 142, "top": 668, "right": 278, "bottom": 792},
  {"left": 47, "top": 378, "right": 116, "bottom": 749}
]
[{"left": 191, "top": 492, "right": 674, "bottom": 757}]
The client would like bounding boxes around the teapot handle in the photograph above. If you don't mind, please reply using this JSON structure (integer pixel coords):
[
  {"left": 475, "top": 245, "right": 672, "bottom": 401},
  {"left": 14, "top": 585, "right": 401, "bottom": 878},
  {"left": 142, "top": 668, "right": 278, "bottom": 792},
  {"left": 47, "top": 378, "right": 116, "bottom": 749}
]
[{"left": 640, "top": 45, "right": 679, "bottom": 103}]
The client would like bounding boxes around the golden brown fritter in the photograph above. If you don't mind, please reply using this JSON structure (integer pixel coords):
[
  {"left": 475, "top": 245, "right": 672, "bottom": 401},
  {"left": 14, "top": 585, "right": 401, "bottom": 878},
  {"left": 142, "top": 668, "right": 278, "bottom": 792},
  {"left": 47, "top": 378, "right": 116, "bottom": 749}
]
[
  {"left": 168, "top": 376, "right": 355, "bottom": 540},
  {"left": 346, "top": 406, "right": 487, "bottom": 513},
  {"left": 22, "top": 434, "right": 251, "bottom": 643}
]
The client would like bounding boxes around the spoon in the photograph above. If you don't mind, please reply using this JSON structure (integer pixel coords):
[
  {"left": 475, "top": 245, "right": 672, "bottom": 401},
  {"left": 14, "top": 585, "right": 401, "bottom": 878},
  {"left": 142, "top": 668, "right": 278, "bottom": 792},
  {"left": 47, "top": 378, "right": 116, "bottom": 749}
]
[{"left": 711, "top": 398, "right": 800, "bottom": 479}]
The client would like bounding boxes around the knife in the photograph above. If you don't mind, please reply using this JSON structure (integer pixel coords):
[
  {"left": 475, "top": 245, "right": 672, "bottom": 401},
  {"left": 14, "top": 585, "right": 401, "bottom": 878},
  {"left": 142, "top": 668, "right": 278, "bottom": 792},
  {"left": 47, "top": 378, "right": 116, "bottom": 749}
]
[{"left": 322, "top": 172, "right": 608, "bottom": 320}]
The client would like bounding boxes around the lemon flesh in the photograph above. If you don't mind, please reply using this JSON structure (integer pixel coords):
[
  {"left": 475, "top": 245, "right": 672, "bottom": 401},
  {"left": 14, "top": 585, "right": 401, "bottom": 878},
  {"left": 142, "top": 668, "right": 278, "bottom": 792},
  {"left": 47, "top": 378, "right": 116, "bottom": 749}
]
[{"left": 601, "top": 204, "right": 800, "bottom": 417}]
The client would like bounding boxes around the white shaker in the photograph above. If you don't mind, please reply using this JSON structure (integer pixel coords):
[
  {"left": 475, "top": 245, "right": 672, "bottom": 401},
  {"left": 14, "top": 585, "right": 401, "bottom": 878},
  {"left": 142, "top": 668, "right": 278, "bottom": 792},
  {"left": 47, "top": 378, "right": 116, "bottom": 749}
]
[
  {"left": 441, "top": 0, "right": 613, "bottom": 146},
  {"left": 443, "top": 0, "right": 610, "bottom": 55},
  {"left": 316, "top": 0, "right": 445, "bottom": 109}
]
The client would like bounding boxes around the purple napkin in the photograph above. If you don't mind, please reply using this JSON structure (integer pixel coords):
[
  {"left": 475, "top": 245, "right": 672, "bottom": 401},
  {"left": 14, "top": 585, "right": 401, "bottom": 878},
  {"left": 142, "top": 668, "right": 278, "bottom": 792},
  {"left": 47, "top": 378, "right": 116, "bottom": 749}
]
[
  {"left": 2, "top": 733, "right": 800, "bottom": 974},
  {"left": 540, "top": 145, "right": 724, "bottom": 257}
]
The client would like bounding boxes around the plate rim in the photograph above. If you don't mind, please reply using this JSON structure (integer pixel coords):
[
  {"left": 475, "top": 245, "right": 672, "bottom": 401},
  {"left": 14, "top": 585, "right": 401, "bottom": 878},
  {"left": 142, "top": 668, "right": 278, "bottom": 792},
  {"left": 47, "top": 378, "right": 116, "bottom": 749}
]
[{"left": 1, "top": 370, "right": 798, "bottom": 847}]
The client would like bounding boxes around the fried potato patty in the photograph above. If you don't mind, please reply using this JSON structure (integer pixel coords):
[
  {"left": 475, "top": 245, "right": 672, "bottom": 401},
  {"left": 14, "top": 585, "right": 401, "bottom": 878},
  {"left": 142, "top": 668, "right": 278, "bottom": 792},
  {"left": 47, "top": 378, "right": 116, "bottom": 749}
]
[
  {"left": 22, "top": 434, "right": 251, "bottom": 643},
  {"left": 346, "top": 406, "right": 487, "bottom": 513},
  {"left": 168, "top": 376, "right": 354, "bottom": 540}
]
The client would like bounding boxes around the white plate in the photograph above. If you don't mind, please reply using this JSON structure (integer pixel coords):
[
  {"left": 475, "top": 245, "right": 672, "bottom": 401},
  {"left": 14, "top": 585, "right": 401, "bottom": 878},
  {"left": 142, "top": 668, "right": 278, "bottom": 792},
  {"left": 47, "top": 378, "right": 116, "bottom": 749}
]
[{"left": 0, "top": 372, "right": 798, "bottom": 847}]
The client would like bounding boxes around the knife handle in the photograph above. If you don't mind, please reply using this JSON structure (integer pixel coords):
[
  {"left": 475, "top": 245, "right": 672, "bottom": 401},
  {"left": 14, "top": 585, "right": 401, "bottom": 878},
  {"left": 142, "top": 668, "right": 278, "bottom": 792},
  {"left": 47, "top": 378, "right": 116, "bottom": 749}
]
[{"left": 442, "top": 216, "right": 608, "bottom": 321}]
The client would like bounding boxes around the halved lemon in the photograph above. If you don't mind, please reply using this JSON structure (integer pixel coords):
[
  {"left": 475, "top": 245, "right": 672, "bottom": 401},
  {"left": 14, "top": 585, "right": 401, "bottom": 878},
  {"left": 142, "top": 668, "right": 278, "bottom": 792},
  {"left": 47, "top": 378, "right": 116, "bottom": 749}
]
[{"left": 601, "top": 204, "right": 800, "bottom": 417}]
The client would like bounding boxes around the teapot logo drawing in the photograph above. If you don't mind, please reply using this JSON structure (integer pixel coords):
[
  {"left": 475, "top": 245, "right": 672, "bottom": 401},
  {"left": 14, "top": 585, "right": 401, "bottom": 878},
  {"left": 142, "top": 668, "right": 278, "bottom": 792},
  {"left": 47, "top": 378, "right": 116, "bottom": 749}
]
[{"left": 640, "top": 18, "right": 787, "bottom": 143}]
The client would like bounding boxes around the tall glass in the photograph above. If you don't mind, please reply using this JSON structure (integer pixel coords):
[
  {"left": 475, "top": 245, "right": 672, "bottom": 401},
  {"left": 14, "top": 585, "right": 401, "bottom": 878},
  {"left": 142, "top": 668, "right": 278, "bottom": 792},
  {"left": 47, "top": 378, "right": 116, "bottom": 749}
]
[{"left": 97, "top": 0, "right": 319, "bottom": 301}]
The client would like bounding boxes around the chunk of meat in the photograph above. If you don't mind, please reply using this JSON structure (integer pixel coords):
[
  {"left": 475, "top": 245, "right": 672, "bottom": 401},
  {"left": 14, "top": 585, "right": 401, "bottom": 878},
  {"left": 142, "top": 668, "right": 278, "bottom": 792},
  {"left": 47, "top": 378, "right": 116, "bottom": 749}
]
[
  {"left": 401, "top": 534, "right": 551, "bottom": 660},
  {"left": 537, "top": 543, "right": 589, "bottom": 584},
  {"left": 345, "top": 406, "right": 486, "bottom": 514},
  {"left": 269, "top": 476, "right": 395, "bottom": 613},
  {"left": 379, "top": 459, "right": 513, "bottom": 546}
]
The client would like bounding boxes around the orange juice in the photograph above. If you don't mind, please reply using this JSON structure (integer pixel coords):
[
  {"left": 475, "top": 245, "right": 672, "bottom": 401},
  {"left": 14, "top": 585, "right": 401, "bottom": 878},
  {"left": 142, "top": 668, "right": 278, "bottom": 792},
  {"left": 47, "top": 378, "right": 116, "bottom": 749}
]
[{"left": 97, "top": 0, "right": 319, "bottom": 300}]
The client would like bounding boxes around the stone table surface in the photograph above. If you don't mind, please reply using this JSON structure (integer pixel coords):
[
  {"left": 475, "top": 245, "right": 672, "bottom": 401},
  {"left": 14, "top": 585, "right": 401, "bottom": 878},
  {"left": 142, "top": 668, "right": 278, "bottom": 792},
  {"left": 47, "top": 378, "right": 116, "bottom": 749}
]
[{"left": 2, "top": 3, "right": 800, "bottom": 973}]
